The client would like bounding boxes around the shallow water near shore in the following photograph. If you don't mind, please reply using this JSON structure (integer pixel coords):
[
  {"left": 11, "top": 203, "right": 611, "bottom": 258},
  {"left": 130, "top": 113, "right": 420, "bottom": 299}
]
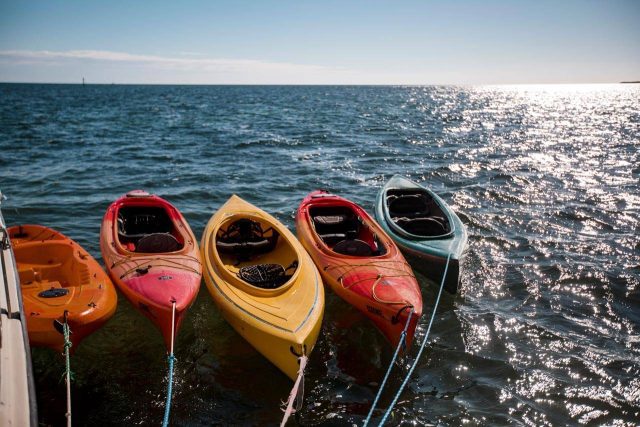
[{"left": 1, "top": 83, "right": 638, "bottom": 426}]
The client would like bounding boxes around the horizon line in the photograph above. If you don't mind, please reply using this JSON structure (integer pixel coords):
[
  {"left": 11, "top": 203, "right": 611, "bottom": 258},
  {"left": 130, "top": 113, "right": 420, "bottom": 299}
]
[{"left": 1, "top": 81, "right": 637, "bottom": 86}]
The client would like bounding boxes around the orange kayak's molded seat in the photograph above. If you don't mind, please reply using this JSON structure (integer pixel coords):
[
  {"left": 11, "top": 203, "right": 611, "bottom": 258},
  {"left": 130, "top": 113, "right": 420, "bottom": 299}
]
[{"left": 8, "top": 225, "right": 118, "bottom": 352}]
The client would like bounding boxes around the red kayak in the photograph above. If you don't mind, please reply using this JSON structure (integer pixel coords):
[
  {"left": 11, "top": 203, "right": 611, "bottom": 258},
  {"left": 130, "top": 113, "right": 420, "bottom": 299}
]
[
  {"left": 100, "top": 190, "right": 202, "bottom": 349},
  {"left": 296, "top": 190, "right": 422, "bottom": 347}
]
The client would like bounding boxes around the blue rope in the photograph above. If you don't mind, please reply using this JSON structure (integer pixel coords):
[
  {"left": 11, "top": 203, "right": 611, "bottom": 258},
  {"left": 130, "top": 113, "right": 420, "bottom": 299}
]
[
  {"left": 363, "top": 307, "right": 415, "bottom": 426},
  {"left": 376, "top": 253, "right": 452, "bottom": 426},
  {"left": 162, "top": 353, "right": 176, "bottom": 427},
  {"left": 162, "top": 300, "right": 177, "bottom": 427}
]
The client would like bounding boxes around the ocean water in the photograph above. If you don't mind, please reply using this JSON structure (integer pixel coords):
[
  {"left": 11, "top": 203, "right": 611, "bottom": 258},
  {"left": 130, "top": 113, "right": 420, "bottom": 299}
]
[{"left": 0, "top": 83, "right": 638, "bottom": 426}]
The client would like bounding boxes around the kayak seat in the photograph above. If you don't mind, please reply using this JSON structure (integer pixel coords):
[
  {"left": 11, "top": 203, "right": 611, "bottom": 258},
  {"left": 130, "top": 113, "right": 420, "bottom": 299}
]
[
  {"left": 314, "top": 214, "right": 349, "bottom": 226},
  {"left": 311, "top": 208, "right": 360, "bottom": 242},
  {"left": 217, "top": 239, "right": 272, "bottom": 254},
  {"left": 333, "top": 239, "right": 373, "bottom": 257},
  {"left": 237, "top": 262, "right": 296, "bottom": 289},
  {"left": 18, "top": 267, "right": 38, "bottom": 284},
  {"left": 136, "top": 233, "right": 181, "bottom": 253},
  {"left": 216, "top": 218, "right": 279, "bottom": 262},
  {"left": 117, "top": 206, "right": 184, "bottom": 250},
  {"left": 394, "top": 216, "right": 448, "bottom": 237},
  {"left": 318, "top": 233, "right": 346, "bottom": 245},
  {"left": 387, "top": 194, "right": 430, "bottom": 218}
]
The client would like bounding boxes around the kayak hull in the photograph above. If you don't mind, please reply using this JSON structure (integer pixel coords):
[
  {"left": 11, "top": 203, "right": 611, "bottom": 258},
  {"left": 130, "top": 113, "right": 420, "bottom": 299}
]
[
  {"left": 8, "top": 225, "right": 117, "bottom": 352},
  {"left": 375, "top": 175, "right": 468, "bottom": 293},
  {"left": 296, "top": 191, "right": 422, "bottom": 348},
  {"left": 201, "top": 195, "right": 324, "bottom": 380}
]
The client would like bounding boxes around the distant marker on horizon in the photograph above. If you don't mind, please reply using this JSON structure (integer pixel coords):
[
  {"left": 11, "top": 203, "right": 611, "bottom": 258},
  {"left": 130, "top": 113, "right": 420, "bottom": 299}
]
[{"left": 82, "top": 77, "right": 85, "bottom": 86}]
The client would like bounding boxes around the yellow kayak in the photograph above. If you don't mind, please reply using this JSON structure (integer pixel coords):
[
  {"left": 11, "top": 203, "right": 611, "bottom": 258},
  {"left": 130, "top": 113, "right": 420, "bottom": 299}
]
[{"left": 201, "top": 195, "right": 324, "bottom": 380}]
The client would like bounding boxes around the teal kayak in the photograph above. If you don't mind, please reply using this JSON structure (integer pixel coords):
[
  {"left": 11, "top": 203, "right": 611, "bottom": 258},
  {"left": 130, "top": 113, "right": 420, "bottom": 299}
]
[{"left": 374, "top": 175, "right": 468, "bottom": 293}]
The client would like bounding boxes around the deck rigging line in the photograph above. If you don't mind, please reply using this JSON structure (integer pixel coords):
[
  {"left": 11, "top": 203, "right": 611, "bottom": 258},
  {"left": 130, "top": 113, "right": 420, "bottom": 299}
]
[
  {"left": 62, "top": 311, "right": 72, "bottom": 427},
  {"left": 280, "top": 353, "right": 308, "bottom": 426},
  {"left": 362, "top": 306, "right": 415, "bottom": 426},
  {"left": 366, "top": 251, "right": 452, "bottom": 426},
  {"left": 162, "top": 301, "right": 177, "bottom": 427}
]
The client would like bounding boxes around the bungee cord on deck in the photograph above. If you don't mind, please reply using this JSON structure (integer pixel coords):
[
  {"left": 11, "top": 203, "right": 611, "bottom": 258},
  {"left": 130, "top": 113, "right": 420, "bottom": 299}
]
[{"left": 112, "top": 254, "right": 201, "bottom": 279}]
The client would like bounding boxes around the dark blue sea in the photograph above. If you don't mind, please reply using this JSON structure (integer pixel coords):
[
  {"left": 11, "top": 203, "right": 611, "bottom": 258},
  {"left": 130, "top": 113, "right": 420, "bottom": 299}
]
[{"left": 1, "top": 83, "right": 638, "bottom": 426}]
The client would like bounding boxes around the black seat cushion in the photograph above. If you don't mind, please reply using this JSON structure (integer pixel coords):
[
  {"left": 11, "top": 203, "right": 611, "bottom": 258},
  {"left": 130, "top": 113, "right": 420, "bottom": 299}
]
[
  {"left": 312, "top": 212, "right": 359, "bottom": 239},
  {"left": 136, "top": 233, "right": 181, "bottom": 253},
  {"left": 216, "top": 238, "right": 272, "bottom": 253},
  {"left": 388, "top": 194, "right": 430, "bottom": 217},
  {"left": 118, "top": 208, "right": 174, "bottom": 239},
  {"left": 333, "top": 239, "right": 373, "bottom": 256},
  {"left": 318, "top": 233, "right": 346, "bottom": 245},
  {"left": 216, "top": 219, "right": 279, "bottom": 261},
  {"left": 395, "top": 217, "right": 447, "bottom": 237}
]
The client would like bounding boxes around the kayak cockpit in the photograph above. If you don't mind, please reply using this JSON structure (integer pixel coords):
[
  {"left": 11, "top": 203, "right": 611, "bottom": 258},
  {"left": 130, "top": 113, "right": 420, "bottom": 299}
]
[
  {"left": 117, "top": 206, "right": 184, "bottom": 253},
  {"left": 310, "top": 205, "right": 387, "bottom": 257},
  {"left": 14, "top": 242, "right": 89, "bottom": 290},
  {"left": 385, "top": 189, "right": 453, "bottom": 238},
  {"left": 215, "top": 217, "right": 298, "bottom": 290}
]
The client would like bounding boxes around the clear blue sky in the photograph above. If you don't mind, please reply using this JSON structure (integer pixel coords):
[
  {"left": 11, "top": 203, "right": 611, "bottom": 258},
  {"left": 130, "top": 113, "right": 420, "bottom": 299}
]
[{"left": 1, "top": 0, "right": 638, "bottom": 84}]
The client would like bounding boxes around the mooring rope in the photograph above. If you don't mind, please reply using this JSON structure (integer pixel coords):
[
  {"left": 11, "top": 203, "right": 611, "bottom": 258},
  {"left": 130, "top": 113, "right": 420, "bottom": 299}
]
[
  {"left": 62, "top": 311, "right": 72, "bottom": 427},
  {"left": 280, "top": 353, "right": 308, "bottom": 427},
  {"left": 162, "top": 301, "right": 177, "bottom": 427},
  {"left": 363, "top": 306, "right": 415, "bottom": 426},
  {"left": 375, "top": 253, "right": 452, "bottom": 426}
]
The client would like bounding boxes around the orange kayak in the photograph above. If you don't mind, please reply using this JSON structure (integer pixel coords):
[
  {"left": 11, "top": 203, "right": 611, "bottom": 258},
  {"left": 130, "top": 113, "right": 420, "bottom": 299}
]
[
  {"left": 296, "top": 191, "right": 423, "bottom": 347},
  {"left": 100, "top": 190, "right": 202, "bottom": 349},
  {"left": 8, "top": 224, "right": 117, "bottom": 352}
]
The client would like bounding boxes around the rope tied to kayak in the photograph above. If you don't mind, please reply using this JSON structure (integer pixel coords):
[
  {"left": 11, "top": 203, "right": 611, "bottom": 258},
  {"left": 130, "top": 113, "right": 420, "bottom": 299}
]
[
  {"left": 363, "top": 306, "right": 414, "bottom": 426},
  {"left": 280, "top": 352, "right": 308, "bottom": 426},
  {"left": 162, "top": 300, "right": 177, "bottom": 427},
  {"left": 62, "top": 310, "right": 72, "bottom": 427},
  {"left": 367, "top": 252, "right": 452, "bottom": 426}
]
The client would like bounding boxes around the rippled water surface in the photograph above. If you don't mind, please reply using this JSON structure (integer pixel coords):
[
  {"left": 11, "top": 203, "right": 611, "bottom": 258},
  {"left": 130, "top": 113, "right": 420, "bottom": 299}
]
[{"left": 1, "top": 83, "right": 638, "bottom": 426}]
